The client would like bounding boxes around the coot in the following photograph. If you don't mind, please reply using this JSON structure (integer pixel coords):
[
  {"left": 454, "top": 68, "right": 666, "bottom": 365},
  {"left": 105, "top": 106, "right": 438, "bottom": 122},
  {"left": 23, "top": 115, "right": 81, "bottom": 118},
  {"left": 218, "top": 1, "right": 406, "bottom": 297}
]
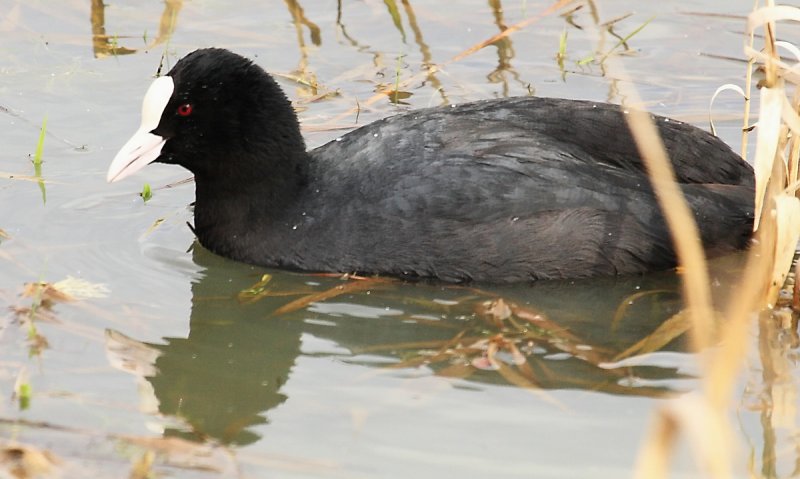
[{"left": 108, "top": 48, "right": 754, "bottom": 283}]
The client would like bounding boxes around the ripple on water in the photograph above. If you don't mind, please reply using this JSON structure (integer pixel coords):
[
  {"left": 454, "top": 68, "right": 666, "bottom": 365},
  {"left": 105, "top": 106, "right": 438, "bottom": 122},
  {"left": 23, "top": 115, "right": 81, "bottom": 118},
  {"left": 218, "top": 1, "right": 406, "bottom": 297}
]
[{"left": 307, "top": 302, "right": 404, "bottom": 319}]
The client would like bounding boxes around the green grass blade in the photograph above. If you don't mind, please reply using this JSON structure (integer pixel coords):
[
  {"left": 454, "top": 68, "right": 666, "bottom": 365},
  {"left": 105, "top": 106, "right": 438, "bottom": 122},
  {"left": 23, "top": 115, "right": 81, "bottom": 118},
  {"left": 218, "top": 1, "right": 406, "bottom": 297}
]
[
  {"left": 600, "top": 16, "right": 655, "bottom": 64},
  {"left": 33, "top": 116, "right": 47, "bottom": 205},
  {"left": 141, "top": 183, "right": 153, "bottom": 203}
]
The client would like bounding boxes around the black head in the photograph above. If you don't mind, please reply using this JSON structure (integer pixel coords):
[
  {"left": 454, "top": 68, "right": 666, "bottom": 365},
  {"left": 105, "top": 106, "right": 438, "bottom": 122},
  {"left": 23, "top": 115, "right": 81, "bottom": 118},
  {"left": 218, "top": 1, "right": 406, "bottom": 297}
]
[{"left": 107, "top": 48, "right": 307, "bottom": 183}]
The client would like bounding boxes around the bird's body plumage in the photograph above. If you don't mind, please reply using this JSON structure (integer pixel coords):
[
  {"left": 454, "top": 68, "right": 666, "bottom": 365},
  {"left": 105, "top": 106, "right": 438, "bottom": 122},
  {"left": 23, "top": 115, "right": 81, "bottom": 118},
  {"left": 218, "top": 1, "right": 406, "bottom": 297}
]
[{"left": 109, "top": 48, "right": 754, "bottom": 283}]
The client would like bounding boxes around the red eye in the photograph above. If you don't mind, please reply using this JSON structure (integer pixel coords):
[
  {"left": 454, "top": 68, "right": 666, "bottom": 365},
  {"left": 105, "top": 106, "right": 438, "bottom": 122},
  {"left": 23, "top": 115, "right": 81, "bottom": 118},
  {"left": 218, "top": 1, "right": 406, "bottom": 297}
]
[{"left": 177, "top": 103, "right": 193, "bottom": 116}]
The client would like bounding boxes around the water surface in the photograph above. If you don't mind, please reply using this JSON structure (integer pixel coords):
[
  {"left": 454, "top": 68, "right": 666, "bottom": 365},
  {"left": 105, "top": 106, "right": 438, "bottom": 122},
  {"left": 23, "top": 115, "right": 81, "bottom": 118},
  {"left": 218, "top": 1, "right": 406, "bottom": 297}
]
[{"left": 1, "top": 1, "right": 798, "bottom": 477}]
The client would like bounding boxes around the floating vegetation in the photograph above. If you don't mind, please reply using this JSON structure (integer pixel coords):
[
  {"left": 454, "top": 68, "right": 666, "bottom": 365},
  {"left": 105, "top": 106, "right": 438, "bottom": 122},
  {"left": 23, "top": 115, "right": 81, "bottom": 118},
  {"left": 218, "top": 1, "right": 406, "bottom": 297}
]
[
  {"left": 13, "top": 369, "right": 33, "bottom": 410},
  {"left": 613, "top": 310, "right": 692, "bottom": 361},
  {"left": 272, "top": 276, "right": 394, "bottom": 315},
  {"left": 597, "top": 15, "right": 654, "bottom": 63},
  {"left": 49, "top": 276, "right": 110, "bottom": 300},
  {"left": 0, "top": 441, "right": 60, "bottom": 477},
  {"left": 140, "top": 183, "right": 152, "bottom": 203},
  {"left": 141, "top": 217, "right": 165, "bottom": 237},
  {"left": 555, "top": 28, "right": 568, "bottom": 77},
  {"left": 0, "top": 418, "right": 244, "bottom": 478},
  {"left": 387, "top": 53, "right": 412, "bottom": 105},
  {"left": 10, "top": 278, "right": 108, "bottom": 357},
  {"left": 31, "top": 116, "right": 46, "bottom": 205},
  {"left": 23, "top": 281, "right": 75, "bottom": 304},
  {"left": 346, "top": 292, "right": 679, "bottom": 397},
  {"left": 237, "top": 273, "right": 273, "bottom": 304}
]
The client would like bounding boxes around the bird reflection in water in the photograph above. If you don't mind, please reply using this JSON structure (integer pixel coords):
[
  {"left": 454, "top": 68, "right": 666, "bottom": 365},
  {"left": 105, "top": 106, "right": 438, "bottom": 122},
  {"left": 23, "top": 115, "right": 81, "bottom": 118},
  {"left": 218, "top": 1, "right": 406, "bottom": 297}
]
[{"left": 105, "top": 245, "right": 749, "bottom": 445}]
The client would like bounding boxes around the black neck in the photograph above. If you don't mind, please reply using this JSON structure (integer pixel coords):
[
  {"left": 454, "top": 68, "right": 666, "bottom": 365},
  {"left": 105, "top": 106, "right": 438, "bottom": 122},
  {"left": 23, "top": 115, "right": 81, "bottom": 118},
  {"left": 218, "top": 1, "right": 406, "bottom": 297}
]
[{"left": 192, "top": 148, "right": 310, "bottom": 259}]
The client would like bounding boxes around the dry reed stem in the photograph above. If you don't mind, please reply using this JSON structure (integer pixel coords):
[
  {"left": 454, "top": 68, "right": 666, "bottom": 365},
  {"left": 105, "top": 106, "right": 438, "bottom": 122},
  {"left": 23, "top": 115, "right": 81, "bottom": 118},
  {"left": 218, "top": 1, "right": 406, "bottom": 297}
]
[
  {"left": 632, "top": 409, "right": 677, "bottom": 479},
  {"left": 608, "top": 74, "right": 739, "bottom": 477},
  {"left": 739, "top": 0, "right": 759, "bottom": 163},
  {"left": 705, "top": 218, "right": 770, "bottom": 410},
  {"left": 603, "top": 55, "right": 716, "bottom": 358},
  {"left": 750, "top": 84, "right": 782, "bottom": 232},
  {"left": 630, "top": 2, "right": 800, "bottom": 477},
  {"left": 634, "top": 395, "right": 735, "bottom": 479},
  {"left": 594, "top": 19, "right": 731, "bottom": 472},
  {"left": 448, "top": 0, "right": 577, "bottom": 63},
  {"left": 745, "top": 3, "right": 800, "bottom": 309}
]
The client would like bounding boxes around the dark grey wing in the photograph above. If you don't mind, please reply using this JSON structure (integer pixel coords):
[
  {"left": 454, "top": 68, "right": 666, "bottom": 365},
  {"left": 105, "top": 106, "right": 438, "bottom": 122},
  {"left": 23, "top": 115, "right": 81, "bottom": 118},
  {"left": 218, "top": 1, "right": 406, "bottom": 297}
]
[
  {"left": 527, "top": 98, "right": 754, "bottom": 187},
  {"left": 297, "top": 98, "right": 753, "bottom": 282}
]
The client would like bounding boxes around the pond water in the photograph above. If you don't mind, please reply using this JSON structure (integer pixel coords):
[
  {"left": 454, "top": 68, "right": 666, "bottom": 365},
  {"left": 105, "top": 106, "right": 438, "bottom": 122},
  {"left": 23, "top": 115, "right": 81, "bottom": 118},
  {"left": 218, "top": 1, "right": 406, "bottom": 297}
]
[{"left": 1, "top": 0, "right": 799, "bottom": 477}]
